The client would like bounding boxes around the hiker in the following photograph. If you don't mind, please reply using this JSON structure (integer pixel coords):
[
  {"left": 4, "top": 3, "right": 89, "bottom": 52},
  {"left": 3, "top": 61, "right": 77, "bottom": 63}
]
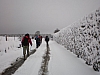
[
  {"left": 35, "top": 35, "right": 40, "bottom": 48},
  {"left": 45, "top": 36, "right": 49, "bottom": 46},
  {"left": 39, "top": 35, "right": 42, "bottom": 44},
  {"left": 21, "top": 33, "right": 32, "bottom": 60}
]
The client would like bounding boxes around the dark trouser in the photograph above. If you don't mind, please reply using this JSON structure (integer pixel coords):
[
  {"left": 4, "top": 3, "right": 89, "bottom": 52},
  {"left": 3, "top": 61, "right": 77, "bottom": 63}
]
[
  {"left": 36, "top": 42, "right": 40, "bottom": 48},
  {"left": 23, "top": 46, "right": 29, "bottom": 59},
  {"left": 46, "top": 41, "right": 49, "bottom": 46}
]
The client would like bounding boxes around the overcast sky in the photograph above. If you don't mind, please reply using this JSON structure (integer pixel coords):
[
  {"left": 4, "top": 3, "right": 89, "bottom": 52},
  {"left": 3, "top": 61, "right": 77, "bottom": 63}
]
[{"left": 0, "top": 0, "right": 100, "bottom": 34}]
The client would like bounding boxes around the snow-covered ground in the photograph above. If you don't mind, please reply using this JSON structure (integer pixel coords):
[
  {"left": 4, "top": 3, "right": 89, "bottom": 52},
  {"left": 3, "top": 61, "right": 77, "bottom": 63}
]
[
  {"left": 0, "top": 36, "right": 100, "bottom": 75},
  {"left": 0, "top": 36, "right": 35, "bottom": 73},
  {"left": 13, "top": 40, "right": 100, "bottom": 75},
  {"left": 48, "top": 41, "right": 100, "bottom": 75}
]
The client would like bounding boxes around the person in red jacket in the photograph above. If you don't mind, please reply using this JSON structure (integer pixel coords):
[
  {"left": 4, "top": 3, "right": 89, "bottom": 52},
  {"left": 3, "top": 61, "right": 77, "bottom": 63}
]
[
  {"left": 39, "top": 35, "right": 42, "bottom": 44},
  {"left": 21, "top": 33, "right": 32, "bottom": 60}
]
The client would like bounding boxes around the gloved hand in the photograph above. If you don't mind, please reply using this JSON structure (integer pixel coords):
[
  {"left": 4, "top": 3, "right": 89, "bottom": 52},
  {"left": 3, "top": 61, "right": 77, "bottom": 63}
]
[
  {"left": 22, "top": 44, "right": 23, "bottom": 47},
  {"left": 31, "top": 44, "right": 32, "bottom": 46}
]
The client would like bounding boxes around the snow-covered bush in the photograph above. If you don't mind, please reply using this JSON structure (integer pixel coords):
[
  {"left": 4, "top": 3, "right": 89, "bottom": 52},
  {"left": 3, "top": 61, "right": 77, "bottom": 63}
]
[{"left": 53, "top": 7, "right": 100, "bottom": 65}]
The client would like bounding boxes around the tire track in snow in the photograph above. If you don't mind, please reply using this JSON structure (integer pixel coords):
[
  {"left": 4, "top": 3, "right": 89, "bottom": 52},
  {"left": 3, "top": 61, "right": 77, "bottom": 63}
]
[{"left": 38, "top": 45, "right": 50, "bottom": 75}]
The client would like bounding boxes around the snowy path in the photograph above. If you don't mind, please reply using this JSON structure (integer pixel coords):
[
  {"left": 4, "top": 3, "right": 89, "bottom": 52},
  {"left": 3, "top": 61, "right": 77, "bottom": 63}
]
[
  {"left": 49, "top": 41, "right": 100, "bottom": 75},
  {"left": 13, "top": 40, "right": 47, "bottom": 75},
  {"left": 13, "top": 40, "right": 100, "bottom": 75}
]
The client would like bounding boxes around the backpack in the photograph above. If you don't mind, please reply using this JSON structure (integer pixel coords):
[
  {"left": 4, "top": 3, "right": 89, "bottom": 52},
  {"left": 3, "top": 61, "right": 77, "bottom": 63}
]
[
  {"left": 22, "top": 37, "right": 29, "bottom": 46},
  {"left": 45, "top": 37, "right": 49, "bottom": 42}
]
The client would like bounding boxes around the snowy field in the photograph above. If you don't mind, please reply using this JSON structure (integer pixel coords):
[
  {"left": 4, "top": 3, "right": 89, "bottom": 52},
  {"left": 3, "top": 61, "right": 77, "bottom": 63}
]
[
  {"left": 0, "top": 36, "right": 35, "bottom": 73},
  {"left": 0, "top": 36, "right": 100, "bottom": 75}
]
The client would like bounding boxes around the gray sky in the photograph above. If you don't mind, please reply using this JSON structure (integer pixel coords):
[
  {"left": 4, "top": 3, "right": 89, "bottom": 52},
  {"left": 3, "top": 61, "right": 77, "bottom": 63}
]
[{"left": 0, "top": 0, "right": 100, "bottom": 34}]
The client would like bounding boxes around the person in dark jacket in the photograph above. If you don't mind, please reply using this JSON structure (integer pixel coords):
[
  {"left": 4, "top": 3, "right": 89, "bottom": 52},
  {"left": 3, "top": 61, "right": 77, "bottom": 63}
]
[
  {"left": 35, "top": 35, "right": 40, "bottom": 48},
  {"left": 45, "top": 36, "right": 49, "bottom": 46},
  {"left": 21, "top": 33, "right": 32, "bottom": 60}
]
